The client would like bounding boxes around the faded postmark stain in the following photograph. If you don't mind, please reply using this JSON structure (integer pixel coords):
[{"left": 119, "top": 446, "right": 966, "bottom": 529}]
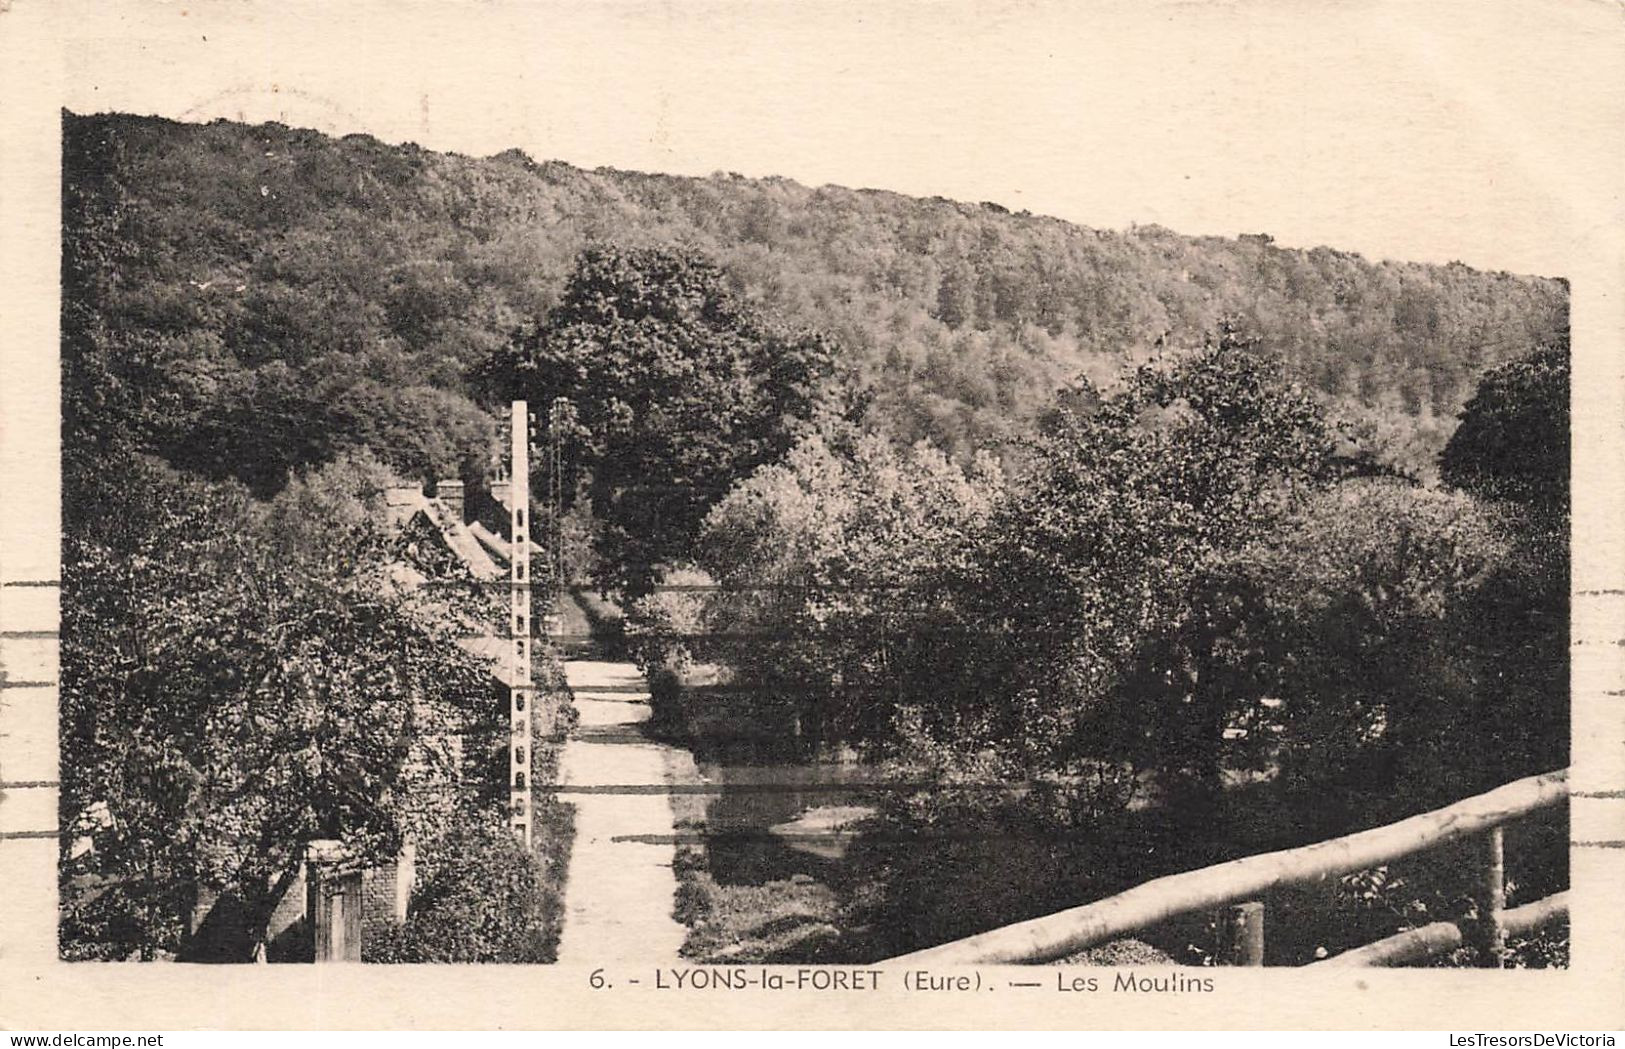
[{"left": 177, "top": 83, "right": 364, "bottom": 133}]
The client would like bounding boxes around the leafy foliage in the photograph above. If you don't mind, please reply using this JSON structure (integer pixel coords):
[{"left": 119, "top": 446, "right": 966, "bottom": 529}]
[
  {"left": 624, "top": 565, "right": 715, "bottom": 677},
  {"left": 956, "top": 329, "right": 1331, "bottom": 794},
  {"left": 484, "top": 245, "right": 839, "bottom": 593},
  {"left": 64, "top": 111, "right": 1568, "bottom": 492},
  {"left": 59, "top": 453, "right": 495, "bottom": 959},
  {"left": 363, "top": 811, "right": 572, "bottom": 963},
  {"left": 1441, "top": 335, "right": 1570, "bottom": 520},
  {"left": 1232, "top": 480, "right": 1564, "bottom": 820},
  {"left": 689, "top": 432, "right": 1004, "bottom": 747}
]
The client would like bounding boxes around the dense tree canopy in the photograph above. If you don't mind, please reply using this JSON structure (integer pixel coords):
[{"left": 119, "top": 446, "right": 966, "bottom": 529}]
[
  {"left": 64, "top": 111, "right": 1568, "bottom": 491},
  {"left": 60, "top": 453, "right": 494, "bottom": 959},
  {"left": 62, "top": 115, "right": 498, "bottom": 496},
  {"left": 1440, "top": 334, "right": 1570, "bottom": 521},
  {"left": 654, "top": 325, "right": 1568, "bottom": 828},
  {"left": 484, "top": 245, "right": 839, "bottom": 593}
]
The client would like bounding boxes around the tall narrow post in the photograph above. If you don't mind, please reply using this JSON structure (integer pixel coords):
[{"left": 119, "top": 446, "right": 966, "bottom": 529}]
[
  {"left": 1478, "top": 825, "right": 1507, "bottom": 967},
  {"left": 1218, "top": 901, "right": 1266, "bottom": 966},
  {"left": 538, "top": 397, "right": 572, "bottom": 648},
  {"left": 510, "top": 400, "right": 533, "bottom": 847}
]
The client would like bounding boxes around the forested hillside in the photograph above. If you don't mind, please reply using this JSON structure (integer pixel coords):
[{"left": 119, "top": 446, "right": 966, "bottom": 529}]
[
  {"left": 64, "top": 110, "right": 1567, "bottom": 491},
  {"left": 59, "top": 110, "right": 1572, "bottom": 967}
]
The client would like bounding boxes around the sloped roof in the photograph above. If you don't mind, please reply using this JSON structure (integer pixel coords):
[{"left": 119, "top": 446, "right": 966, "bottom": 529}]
[
  {"left": 456, "top": 634, "right": 525, "bottom": 689},
  {"left": 382, "top": 485, "right": 431, "bottom": 529},
  {"left": 421, "top": 501, "right": 503, "bottom": 581}
]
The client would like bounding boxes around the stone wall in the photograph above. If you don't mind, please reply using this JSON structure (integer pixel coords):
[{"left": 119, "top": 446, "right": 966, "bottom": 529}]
[
  {"left": 360, "top": 843, "right": 415, "bottom": 947},
  {"left": 182, "top": 863, "right": 310, "bottom": 963},
  {"left": 432, "top": 478, "right": 466, "bottom": 521},
  {"left": 183, "top": 845, "right": 416, "bottom": 963}
]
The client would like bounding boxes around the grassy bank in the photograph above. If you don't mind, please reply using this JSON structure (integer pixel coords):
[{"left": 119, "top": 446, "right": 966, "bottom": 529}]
[
  {"left": 555, "top": 588, "right": 626, "bottom": 660},
  {"left": 656, "top": 723, "right": 851, "bottom": 964},
  {"left": 672, "top": 838, "right": 850, "bottom": 963},
  {"left": 529, "top": 660, "right": 581, "bottom": 962},
  {"left": 659, "top": 700, "right": 1567, "bottom": 967},
  {"left": 531, "top": 791, "right": 578, "bottom": 963}
]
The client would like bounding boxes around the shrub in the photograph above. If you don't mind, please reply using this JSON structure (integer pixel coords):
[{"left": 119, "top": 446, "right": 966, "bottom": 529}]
[
  {"left": 1440, "top": 337, "right": 1569, "bottom": 520},
  {"left": 623, "top": 565, "right": 713, "bottom": 675},
  {"left": 60, "top": 453, "right": 495, "bottom": 960},
  {"left": 694, "top": 432, "right": 1004, "bottom": 752},
  {"left": 365, "top": 812, "right": 571, "bottom": 963}
]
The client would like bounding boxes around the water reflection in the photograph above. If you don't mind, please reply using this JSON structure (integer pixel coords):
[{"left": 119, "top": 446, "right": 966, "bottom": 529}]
[{"left": 686, "top": 726, "right": 878, "bottom": 887}]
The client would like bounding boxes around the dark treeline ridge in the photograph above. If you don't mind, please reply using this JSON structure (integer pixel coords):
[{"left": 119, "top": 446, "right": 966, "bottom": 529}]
[{"left": 64, "top": 110, "right": 1567, "bottom": 491}]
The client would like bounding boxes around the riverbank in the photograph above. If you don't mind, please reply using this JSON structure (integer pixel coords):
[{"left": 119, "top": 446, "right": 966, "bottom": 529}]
[
  {"left": 649, "top": 674, "right": 876, "bottom": 962},
  {"left": 655, "top": 673, "right": 1570, "bottom": 966}
]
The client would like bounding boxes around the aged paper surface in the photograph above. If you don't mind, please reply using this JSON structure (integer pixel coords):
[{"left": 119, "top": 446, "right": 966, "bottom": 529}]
[{"left": 2, "top": 0, "right": 1622, "bottom": 1030}]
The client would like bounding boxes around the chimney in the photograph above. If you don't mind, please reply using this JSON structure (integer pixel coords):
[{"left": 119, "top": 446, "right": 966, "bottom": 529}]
[
  {"left": 436, "top": 479, "right": 465, "bottom": 521},
  {"left": 489, "top": 476, "right": 512, "bottom": 513}
]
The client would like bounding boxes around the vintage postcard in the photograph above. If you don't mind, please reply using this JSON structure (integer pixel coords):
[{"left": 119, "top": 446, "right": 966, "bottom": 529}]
[{"left": 1, "top": 0, "right": 1621, "bottom": 1032}]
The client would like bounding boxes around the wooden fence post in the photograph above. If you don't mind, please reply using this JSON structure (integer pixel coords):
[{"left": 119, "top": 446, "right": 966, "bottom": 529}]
[
  {"left": 1219, "top": 901, "right": 1266, "bottom": 966},
  {"left": 885, "top": 770, "right": 1566, "bottom": 966},
  {"left": 1477, "top": 826, "right": 1507, "bottom": 967}
]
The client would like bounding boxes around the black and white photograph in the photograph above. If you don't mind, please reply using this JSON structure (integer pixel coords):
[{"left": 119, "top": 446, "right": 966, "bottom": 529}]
[{"left": 1, "top": 0, "right": 1621, "bottom": 1033}]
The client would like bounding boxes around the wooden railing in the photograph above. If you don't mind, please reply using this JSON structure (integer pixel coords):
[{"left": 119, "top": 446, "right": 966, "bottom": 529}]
[{"left": 886, "top": 769, "right": 1569, "bottom": 967}]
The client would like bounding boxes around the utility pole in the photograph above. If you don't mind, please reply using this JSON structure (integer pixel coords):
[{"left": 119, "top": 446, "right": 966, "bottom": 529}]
[
  {"left": 510, "top": 400, "right": 533, "bottom": 847},
  {"left": 548, "top": 397, "right": 570, "bottom": 602}
]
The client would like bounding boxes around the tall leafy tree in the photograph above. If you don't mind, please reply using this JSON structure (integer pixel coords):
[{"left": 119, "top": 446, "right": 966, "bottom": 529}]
[
  {"left": 971, "top": 327, "right": 1332, "bottom": 797},
  {"left": 689, "top": 432, "right": 1004, "bottom": 747},
  {"left": 1434, "top": 334, "right": 1570, "bottom": 797},
  {"left": 1440, "top": 332, "right": 1570, "bottom": 523},
  {"left": 59, "top": 455, "right": 492, "bottom": 960},
  {"left": 1234, "top": 481, "right": 1523, "bottom": 821},
  {"left": 485, "top": 245, "right": 839, "bottom": 593}
]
